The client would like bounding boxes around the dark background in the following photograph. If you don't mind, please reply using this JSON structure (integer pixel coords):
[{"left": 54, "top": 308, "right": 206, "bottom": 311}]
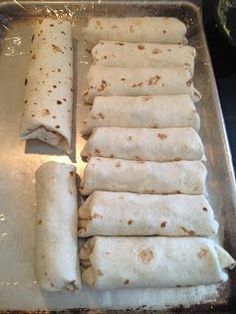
[{"left": 203, "top": 1, "right": 236, "bottom": 171}]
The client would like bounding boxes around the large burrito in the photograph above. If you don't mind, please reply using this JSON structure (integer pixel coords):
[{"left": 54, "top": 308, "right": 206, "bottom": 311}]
[
  {"left": 35, "top": 161, "right": 81, "bottom": 292},
  {"left": 83, "top": 65, "right": 201, "bottom": 104},
  {"left": 92, "top": 41, "right": 196, "bottom": 75},
  {"left": 20, "top": 18, "right": 73, "bottom": 153},
  {"left": 82, "top": 95, "right": 200, "bottom": 135},
  {"left": 82, "top": 17, "right": 187, "bottom": 44},
  {"left": 78, "top": 191, "right": 218, "bottom": 237},
  {"left": 81, "top": 127, "right": 205, "bottom": 162},
  {"left": 80, "top": 157, "right": 207, "bottom": 195},
  {"left": 80, "top": 237, "right": 236, "bottom": 289}
]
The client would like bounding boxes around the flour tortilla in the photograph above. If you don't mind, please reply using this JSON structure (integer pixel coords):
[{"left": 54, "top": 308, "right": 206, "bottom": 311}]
[
  {"left": 82, "top": 17, "right": 187, "bottom": 44},
  {"left": 82, "top": 95, "right": 200, "bottom": 135},
  {"left": 80, "top": 157, "right": 207, "bottom": 195},
  {"left": 78, "top": 191, "right": 218, "bottom": 237},
  {"left": 83, "top": 65, "right": 201, "bottom": 104},
  {"left": 35, "top": 161, "right": 81, "bottom": 292},
  {"left": 80, "top": 237, "right": 235, "bottom": 289},
  {"left": 92, "top": 41, "right": 196, "bottom": 75},
  {"left": 81, "top": 127, "right": 205, "bottom": 162},
  {"left": 20, "top": 18, "right": 73, "bottom": 153}
]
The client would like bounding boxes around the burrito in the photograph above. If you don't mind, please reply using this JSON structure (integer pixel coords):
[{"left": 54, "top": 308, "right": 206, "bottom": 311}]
[
  {"left": 81, "top": 127, "right": 205, "bottom": 162},
  {"left": 35, "top": 161, "right": 81, "bottom": 292},
  {"left": 83, "top": 65, "right": 201, "bottom": 104},
  {"left": 80, "top": 236, "right": 236, "bottom": 289},
  {"left": 82, "top": 17, "right": 187, "bottom": 44},
  {"left": 82, "top": 95, "right": 200, "bottom": 135},
  {"left": 20, "top": 18, "right": 73, "bottom": 153},
  {"left": 80, "top": 157, "right": 207, "bottom": 195},
  {"left": 78, "top": 191, "right": 218, "bottom": 237},
  {"left": 92, "top": 41, "right": 196, "bottom": 75}
]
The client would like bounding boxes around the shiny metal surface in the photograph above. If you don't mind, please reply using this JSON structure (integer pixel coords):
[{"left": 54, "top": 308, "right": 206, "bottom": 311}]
[{"left": 0, "top": 0, "right": 236, "bottom": 312}]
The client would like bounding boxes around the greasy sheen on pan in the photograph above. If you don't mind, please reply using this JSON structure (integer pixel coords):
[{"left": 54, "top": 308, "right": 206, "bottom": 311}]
[
  {"left": 78, "top": 191, "right": 219, "bottom": 237},
  {"left": 80, "top": 237, "right": 236, "bottom": 289},
  {"left": 81, "top": 127, "right": 205, "bottom": 162},
  {"left": 82, "top": 17, "right": 187, "bottom": 44},
  {"left": 92, "top": 41, "right": 196, "bottom": 75},
  {"left": 80, "top": 157, "right": 207, "bottom": 195},
  {"left": 35, "top": 161, "right": 81, "bottom": 292},
  {"left": 82, "top": 95, "right": 200, "bottom": 135},
  {"left": 83, "top": 65, "right": 201, "bottom": 104},
  {"left": 20, "top": 18, "right": 73, "bottom": 153}
]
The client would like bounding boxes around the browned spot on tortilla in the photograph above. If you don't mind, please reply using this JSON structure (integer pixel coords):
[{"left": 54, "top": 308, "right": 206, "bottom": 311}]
[
  {"left": 68, "top": 189, "right": 73, "bottom": 195},
  {"left": 55, "top": 125, "right": 60, "bottom": 129},
  {"left": 69, "top": 171, "right": 74, "bottom": 176},
  {"left": 180, "top": 226, "right": 195, "bottom": 236},
  {"left": 31, "top": 34, "right": 35, "bottom": 43},
  {"left": 29, "top": 50, "right": 32, "bottom": 54},
  {"left": 105, "top": 251, "right": 110, "bottom": 256},
  {"left": 163, "top": 30, "right": 167, "bottom": 34},
  {"left": 186, "top": 79, "right": 193, "bottom": 87},
  {"left": 24, "top": 100, "right": 28, "bottom": 104},
  {"left": 198, "top": 248, "right": 209, "bottom": 259},
  {"left": 137, "top": 161, "right": 145, "bottom": 164},
  {"left": 202, "top": 207, "right": 208, "bottom": 212},
  {"left": 184, "top": 62, "right": 190, "bottom": 67},
  {"left": 103, "top": 56, "right": 107, "bottom": 59},
  {"left": 98, "top": 112, "right": 105, "bottom": 119},
  {"left": 61, "top": 31, "right": 65, "bottom": 35},
  {"left": 67, "top": 109, "right": 71, "bottom": 113},
  {"left": 36, "top": 220, "right": 42, "bottom": 225},
  {"left": 50, "top": 24, "right": 54, "bottom": 27},
  {"left": 32, "top": 54, "right": 36, "bottom": 60},
  {"left": 115, "top": 42, "right": 124, "bottom": 46},
  {"left": 112, "top": 25, "right": 118, "bottom": 29},
  {"left": 174, "top": 158, "right": 181, "bottom": 161},
  {"left": 57, "top": 100, "right": 62, "bottom": 105},
  {"left": 160, "top": 221, "right": 167, "bottom": 228},
  {"left": 121, "top": 78, "right": 125, "bottom": 81},
  {"left": 176, "top": 190, "right": 181, "bottom": 194},
  {"left": 143, "top": 96, "right": 152, "bottom": 101},
  {"left": 92, "top": 213, "right": 103, "bottom": 219},
  {"left": 167, "top": 48, "right": 172, "bottom": 52},
  {"left": 97, "top": 80, "right": 107, "bottom": 92},
  {"left": 176, "top": 285, "right": 182, "bottom": 288},
  {"left": 148, "top": 75, "right": 161, "bottom": 85},
  {"left": 42, "top": 109, "right": 50, "bottom": 116},
  {"left": 157, "top": 133, "right": 167, "bottom": 139},
  {"left": 138, "top": 44, "right": 145, "bottom": 50},
  {"left": 97, "top": 269, "right": 103, "bottom": 276},
  {"left": 95, "top": 148, "right": 101, "bottom": 155},
  {"left": 124, "top": 279, "right": 130, "bottom": 285},
  {"left": 152, "top": 48, "right": 162, "bottom": 54},
  {"left": 83, "top": 91, "right": 88, "bottom": 96},
  {"left": 138, "top": 249, "right": 154, "bottom": 263},
  {"left": 130, "top": 25, "right": 134, "bottom": 33},
  {"left": 127, "top": 136, "right": 132, "bottom": 141},
  {"left": 39, "top": 67, "right": 42, "bottom": 71},
  {"left": 135, "top": 156, "right": 143, "bottom": 161},
  {"left": 116, "top": 162, "right": 121, "bottom": 168},
  {"left": 31, "top": 114, "right": 35, "bottom": 117},
  {"left": 128, "top": 220, "right": 133, "bottom": 225},
  {"left": 42, "top": 253, "right": 46, "bottom": 258},
  {"left": 52, "top": 44, "right": 64, "bottom": 54},
  {"left": 95, "top": 20, "right": 102, "bottom": 29},
  {"left": 132, "top": 82, "right": 143, "bottom": 88},
  {"left": 52, "top": 115, "right": 56, "bottom": 119},
  {"left": 24, "top": 78, "right": 28, "bottom": 86},
  {"left": 110, "top": 154, "right": 114, "bottom": 158}
]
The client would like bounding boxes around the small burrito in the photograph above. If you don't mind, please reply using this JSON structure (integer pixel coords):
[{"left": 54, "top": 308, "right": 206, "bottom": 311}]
[
  {"left": 83, "top": 65, "right": 201, "bottom": 104},
  {"left": 92, "top": 41, "right": 196, "bottom": 75},
  {"left": 80, "top": 157, "right": 207, "bottom": 195},
  {"left": 80, "top": 237, "right": 236, "bottom": 289},
  {"left": 20, "top": 18, "right": 73, "bottom": 153},
  {"left": 78, "top": 191, "right": 219, "bottom": 237},
  {"left": 35, "top": 161, "right": 81, "bottom": 292},
  {"left": 81, "top": 127, "right": 205, "bottom": 162},
  {"left": 82, "top": 95, "right": 200, "bottom": 135},
  {"left": 82, "top": 17, "right": 187, "bottom": 44}
]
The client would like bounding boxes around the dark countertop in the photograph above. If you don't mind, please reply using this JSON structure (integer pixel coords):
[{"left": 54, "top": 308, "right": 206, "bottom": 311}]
[{"left": 203, "top": 1, "right": 236, "bottom": 171}]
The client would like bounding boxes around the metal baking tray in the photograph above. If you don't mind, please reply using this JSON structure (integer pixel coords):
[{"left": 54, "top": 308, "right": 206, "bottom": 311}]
[{"left": 0, "top": 0, "right": 236, "bottom": 312}]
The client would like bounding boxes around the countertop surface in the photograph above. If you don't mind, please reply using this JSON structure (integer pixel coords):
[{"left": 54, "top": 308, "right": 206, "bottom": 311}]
[{"left": 203, "top": 1, "right": 236, "bottom": 172}]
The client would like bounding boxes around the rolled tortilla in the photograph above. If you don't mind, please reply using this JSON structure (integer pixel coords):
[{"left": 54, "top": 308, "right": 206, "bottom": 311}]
[
  {"left": 92, "top": 41, "right": 196, "bottom": 75},
  {"left": 35, "top": 161, "right": 81, "bottom": 292},
  {"left": 82, "top": 17, "right": 187, "bottom": 44},
  {"left": 20, "top": 18, "right": 73, "bottom": 153},
  {"left": 78, "top": 191, "right": 219, "bottom": 237},
  {"left": 82, "top": 95, "right": 200, "bottom": 135},
  {"left": 81, "top": 127, "right": 205, "bottom": 162},
  {"left": 80, "top": 157, "right": 207, "bottom": 195},
  {"left": 83, "top": 65, "right": 201, "bottom": 104},
  {"left": 80, "top": 236, "right": 236, "bottom": 289}
]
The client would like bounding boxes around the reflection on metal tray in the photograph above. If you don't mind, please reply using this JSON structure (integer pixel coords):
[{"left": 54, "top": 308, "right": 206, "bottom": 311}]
[{"left": 0, "top": 0, "right": 236, "bottom": 312}]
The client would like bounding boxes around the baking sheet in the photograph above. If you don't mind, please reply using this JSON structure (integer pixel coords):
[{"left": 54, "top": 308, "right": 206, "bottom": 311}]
[{"left": 0, "top": 0, "right": 236, "bottom": 312}]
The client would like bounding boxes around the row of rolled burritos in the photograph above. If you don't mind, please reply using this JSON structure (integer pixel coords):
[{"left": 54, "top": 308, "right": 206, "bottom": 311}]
[
  {"left": 20, "top": 17, "right": 200, "bottom": 153},
  {"left": 21, "top": 17, "right": 235, "bottom": 292}
]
